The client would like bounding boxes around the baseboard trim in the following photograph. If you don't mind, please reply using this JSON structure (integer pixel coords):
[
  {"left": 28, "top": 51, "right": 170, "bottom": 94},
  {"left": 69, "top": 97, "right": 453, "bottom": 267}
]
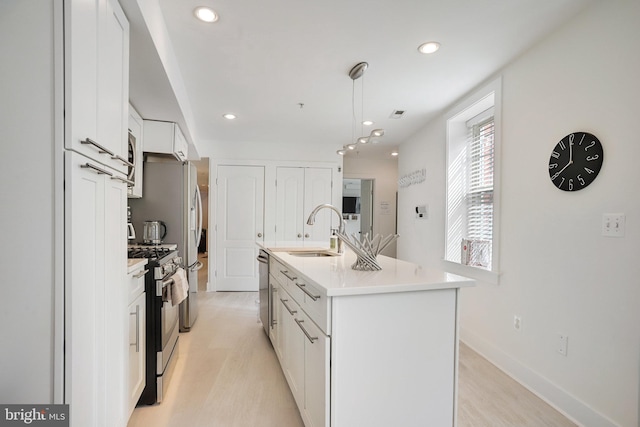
[{"left": 460, "top": 328, "right": 620, "bottom": 427}]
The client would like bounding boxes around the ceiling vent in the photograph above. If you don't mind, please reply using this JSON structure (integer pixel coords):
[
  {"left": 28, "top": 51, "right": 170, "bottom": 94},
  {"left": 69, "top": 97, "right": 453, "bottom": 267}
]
[{"left": 390, "top": 110, "right": 406, "bottom": 119}]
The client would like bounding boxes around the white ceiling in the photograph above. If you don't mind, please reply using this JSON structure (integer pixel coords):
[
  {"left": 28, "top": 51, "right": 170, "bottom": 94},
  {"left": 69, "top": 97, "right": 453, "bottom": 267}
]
[{"left": 123, "top": 0, "right": 594, "bottom": 157}]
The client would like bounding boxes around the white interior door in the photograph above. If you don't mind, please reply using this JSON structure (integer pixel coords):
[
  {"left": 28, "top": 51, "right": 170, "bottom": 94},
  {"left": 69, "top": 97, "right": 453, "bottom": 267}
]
[
  {"left": 276, "top": 167, "right": 304, "bottom": 243},
  {"left": 303, "top": 168, "right": 333, "bottom": 242},
  {"left": 215, "top": 165, "right": 265, "bottom": 291}
]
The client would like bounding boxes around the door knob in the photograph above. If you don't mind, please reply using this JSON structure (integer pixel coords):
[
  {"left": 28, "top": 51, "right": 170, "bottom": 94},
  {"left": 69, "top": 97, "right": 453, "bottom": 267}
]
[{"left": 257, "top": 233, "right": 263, "bottom": 238}]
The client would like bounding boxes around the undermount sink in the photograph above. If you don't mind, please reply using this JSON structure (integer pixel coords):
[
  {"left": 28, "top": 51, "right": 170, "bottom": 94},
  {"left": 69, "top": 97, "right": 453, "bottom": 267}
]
[{"left": 287, "top": 250, "right": 340, "bottom": 257}]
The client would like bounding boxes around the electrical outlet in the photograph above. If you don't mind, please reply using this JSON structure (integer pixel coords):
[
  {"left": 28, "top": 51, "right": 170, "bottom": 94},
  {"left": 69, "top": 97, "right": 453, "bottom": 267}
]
[
  {"left": 557, "top": 333, "right": 568, "bottom": 356},
  {"left": 602, "top": 213, "right": 626, "bottom": 237},
  {"left": 513, "top": 315, "right": 522, "bottom": 332}
]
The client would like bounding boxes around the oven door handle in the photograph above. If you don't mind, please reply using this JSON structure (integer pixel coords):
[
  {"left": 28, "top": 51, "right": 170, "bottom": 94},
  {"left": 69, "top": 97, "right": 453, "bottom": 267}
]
[{"left": 157, "top": 277, "right": 176, "bottom": 298}]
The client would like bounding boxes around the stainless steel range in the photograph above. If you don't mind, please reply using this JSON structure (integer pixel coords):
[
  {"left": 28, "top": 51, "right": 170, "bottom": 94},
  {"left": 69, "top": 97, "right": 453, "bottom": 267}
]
[{"left": 128, "top": 245, "right": 181, "bottom": 404}]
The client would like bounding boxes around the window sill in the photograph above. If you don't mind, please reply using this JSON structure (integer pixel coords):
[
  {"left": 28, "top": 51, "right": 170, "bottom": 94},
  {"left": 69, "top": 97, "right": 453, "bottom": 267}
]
[{"left": 442, "top": 260, "right": 500, "bottom": 285}]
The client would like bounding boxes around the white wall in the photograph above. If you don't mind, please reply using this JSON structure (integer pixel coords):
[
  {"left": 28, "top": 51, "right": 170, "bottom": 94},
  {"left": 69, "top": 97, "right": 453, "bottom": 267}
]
[
  {"left": 344, "top": 153, "right": 398, "bottom": 257},
  {"left": 397, "top": 2, "right": 640, "bottom": 426},
  {"left": 198, "top": 138, "right": 343, "bottom": 164},
  {"left": 0, "top": 0, "right": 63, "bottom": 403}
]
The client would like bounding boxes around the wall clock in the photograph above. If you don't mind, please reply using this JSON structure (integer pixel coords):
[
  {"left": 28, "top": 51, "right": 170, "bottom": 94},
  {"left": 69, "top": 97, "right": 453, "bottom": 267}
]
[{"left": 548, "top": 131, "right": 603, "bottom": 191}]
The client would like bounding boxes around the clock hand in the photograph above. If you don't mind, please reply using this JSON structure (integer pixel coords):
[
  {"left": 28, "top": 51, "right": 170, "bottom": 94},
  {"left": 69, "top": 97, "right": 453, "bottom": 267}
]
[{"left": 568, "top": 134, "right": 574, "bottom": 164}]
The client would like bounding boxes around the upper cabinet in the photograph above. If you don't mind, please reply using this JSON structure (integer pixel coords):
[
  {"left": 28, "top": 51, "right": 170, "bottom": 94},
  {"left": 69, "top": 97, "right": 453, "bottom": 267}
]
[
  {"left": 65, "top": 0, "right": 130, "bottom": 174},
  {"left": 275, "top": 167, "right": 333, "bottom": 244},
  {"left": 128, "top": 104, "right": 144, "bottom": 198},
  {"left": 143, "top": 120, "right": 188, "bottom": 162}
]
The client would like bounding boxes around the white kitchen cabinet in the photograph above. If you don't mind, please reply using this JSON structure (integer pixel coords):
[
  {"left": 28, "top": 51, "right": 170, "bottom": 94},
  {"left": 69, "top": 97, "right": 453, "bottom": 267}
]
[
  {"left": 65, "top": 0, "right": 130, "bottom": 174},
  {"left": 301, "top": 311, "right": 330, "bottom": 427},
  {"left": 66, "top": 150, "right": 129, "bottom": 427},
  {"left": 269, "top": 274, "right": 282, "bottom": 358},
  {"left": 263, "top": 248, "right": 472, "bottom": 427},
  {"left": 128, "top": 104, "right": 144, "bottom": 198},
  {"left": 271, "top": 258, "right": 330, "bottom": 427},
  {"left": 143, "top": 120, "right": 188, "bottom": 162},
  {"left": 275, "top": 167, "right": 333, "bottom": 244},
  {"left": 127, "top": 262, "right": 147, "bottom": 419},
  {"left": 279, "top": 293, "right": 305, "bottom": 408}
]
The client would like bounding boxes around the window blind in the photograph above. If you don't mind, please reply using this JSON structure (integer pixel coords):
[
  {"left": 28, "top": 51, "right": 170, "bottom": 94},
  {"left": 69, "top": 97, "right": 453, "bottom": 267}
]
[{"left": 465, "top": 117, "right": 495, "bottom": 266}]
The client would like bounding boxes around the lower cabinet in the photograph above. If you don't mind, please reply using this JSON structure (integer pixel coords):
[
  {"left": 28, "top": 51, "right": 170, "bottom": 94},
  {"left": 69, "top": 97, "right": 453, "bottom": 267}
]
[
  {"left": 276, "top": 284, "right": 330, "bottom": 427},
  {"left": 127, "top": 291, "right": 146, "bottom": 416},
  {"left": 127, "top": 263, "right": 147, "bottom": 419},
  {"left": 268, "top": 253, "right": 461, "bottom": 427},
  {"left": 300, "top": 313, "right": 329, "bottom": 427}
]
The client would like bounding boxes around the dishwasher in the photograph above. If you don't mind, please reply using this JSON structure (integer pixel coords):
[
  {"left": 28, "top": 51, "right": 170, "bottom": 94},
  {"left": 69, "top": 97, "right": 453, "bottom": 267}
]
[{"left": 257, "top": 249, "right": 270, "bottom": 335}]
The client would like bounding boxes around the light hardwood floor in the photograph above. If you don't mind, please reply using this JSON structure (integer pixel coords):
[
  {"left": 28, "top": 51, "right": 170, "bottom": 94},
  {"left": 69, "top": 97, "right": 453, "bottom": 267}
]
[{"left": 127, "top": 292, "right": 576, "bottom": 427}]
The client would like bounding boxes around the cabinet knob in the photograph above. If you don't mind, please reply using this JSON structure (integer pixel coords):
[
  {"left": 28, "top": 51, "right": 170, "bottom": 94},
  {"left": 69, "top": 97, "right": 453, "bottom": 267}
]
[
  {"left": 304, "top": 233, "right": 310, "bottom": 238},
  {"left": 297, "top": 233, "right": 302, "bottom": 238},
  {"left": 257, "top": 232, "right": 263, "bottom": 238}
]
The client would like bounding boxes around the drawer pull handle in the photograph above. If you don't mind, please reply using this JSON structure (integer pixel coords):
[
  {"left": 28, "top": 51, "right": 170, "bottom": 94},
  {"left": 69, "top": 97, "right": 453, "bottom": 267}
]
[
  {"left": 81, "top": 137, "right": 114, "bottom": 156},
  {"left": 282, "top": 270, "right": 297, "bottom": 281},
  {"left": 81, "top": 162, "right": 113, "bottom": 176},
  {"left": 129, "top": 305, "right": 140, "bottom": 352},
  {"left": 111, "top": 175, "right": 135, "bottom": 186},
  {"left": 133, "top": 269, "right": 148, "bottom": 279},
  {"left": 295, "top": 319, "right": 318, "bottom": 343},
  {"left": 280, "top": 298, "right": 297, "bottom": 315},
  {"left": 295, "top": 282, "right": 320, "bottom": 301},
  {"left": 111, "top": 154, "right": 134, "bottom": 168}
]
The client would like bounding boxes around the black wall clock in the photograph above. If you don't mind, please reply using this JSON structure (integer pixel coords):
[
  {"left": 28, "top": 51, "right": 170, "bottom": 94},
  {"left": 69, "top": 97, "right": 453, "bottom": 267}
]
[{"left": 548, "top": 132, "right": 603, "bottom": 191}]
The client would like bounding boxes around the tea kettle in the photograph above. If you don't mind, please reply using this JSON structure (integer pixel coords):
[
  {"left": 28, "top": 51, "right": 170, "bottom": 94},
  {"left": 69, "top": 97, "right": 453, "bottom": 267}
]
[{"left": 143, "top": 220, "right": 167, "bottom": 244}]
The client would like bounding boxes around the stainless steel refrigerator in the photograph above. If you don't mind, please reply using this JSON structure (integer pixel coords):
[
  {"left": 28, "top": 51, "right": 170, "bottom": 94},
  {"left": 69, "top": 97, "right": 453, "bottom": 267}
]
[{"left": 129, "top": 158, "right": 203, "bottom": 331}]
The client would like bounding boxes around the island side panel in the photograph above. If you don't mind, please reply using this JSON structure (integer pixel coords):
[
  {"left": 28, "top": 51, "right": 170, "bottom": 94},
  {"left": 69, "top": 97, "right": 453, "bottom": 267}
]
[{"left": 331, "top": 288, "right": 458, "bottom": 427}]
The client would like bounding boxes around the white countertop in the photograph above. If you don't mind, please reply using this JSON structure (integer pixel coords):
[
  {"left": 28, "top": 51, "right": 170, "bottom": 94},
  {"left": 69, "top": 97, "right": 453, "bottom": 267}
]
[
  {"left": 260, "top": 243, "right": 475, "bottom": 297},
  {"left": 127, "top": 258, "right": 148, "bottom": 274}
]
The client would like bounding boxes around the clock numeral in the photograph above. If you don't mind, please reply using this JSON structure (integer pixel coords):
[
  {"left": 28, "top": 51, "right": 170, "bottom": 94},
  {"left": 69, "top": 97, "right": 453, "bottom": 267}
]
[
  {"left": 559, "top": 141, "right": 566, "bottom": 150},
  {"left": 577, "top": 174, "right": 585, "bottom": 186},
  {"left": 586, "top": 154, "right": 599, "bottom": 161},
  {"left": 549, "top": 163, "right": 558, "bottom": 169},
  {"left": 585, "top": 141, "right": 595, "bottom": 150},
  {"left": 551, "top": 171, "right": 562, "bottom": 180},
  {"left": 559, "top": 177, "right": 565, "bottom": 187},
  {"left": 551, "top": 151, "right": 560, "bottom": 159},
  {"left": 578, "top": 133, "right": 586, "bottom": 146},
  {"left": 568, "top": 179, "right": 573, "bottom": 191},
  {"left": 584, "top": 167, "right": 594, "bottom": 174}
]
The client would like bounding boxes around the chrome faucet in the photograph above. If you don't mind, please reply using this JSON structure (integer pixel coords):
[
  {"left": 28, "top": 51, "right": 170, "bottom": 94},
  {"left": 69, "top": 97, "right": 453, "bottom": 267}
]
[{"left": 306, "top": 204, "right": 346, "bottom": 253}]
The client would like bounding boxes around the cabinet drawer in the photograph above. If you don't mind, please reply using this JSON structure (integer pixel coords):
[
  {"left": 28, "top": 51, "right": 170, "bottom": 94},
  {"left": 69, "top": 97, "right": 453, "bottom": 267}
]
[
  {"left": 128, "top": 266, "right": 147, "bottom": 303},
  {"left": 271, "top": 259, "right": 305, "bottom": 304},
  {"left": 294, "top": 279, "right": 330, "bottom": 335}
]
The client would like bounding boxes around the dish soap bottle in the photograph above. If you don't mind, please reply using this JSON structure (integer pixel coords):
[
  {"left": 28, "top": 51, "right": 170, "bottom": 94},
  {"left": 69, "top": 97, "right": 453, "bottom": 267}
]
[{"left": 329, "top": 230, "right": 338, "bottom": 252}]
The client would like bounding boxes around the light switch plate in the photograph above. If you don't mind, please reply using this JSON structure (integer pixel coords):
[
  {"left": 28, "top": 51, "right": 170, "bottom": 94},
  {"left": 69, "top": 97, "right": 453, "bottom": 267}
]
[{"left": 602, "top": 213, "right": 625, "bottom": 237}]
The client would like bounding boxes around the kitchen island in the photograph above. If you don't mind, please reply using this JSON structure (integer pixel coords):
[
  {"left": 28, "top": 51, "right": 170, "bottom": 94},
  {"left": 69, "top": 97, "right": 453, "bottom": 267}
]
[{"left": 260, "top": 244, "right": 475, "bottom": 427}]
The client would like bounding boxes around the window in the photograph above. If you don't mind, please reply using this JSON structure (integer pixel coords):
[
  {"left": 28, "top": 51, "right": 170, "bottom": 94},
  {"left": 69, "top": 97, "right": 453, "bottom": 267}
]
[{"left": 445, "top": 78, "right": 501, "bottom": 282}]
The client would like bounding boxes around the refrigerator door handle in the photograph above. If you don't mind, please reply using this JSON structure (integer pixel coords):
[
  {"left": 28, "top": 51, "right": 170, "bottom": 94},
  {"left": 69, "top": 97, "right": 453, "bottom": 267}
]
[
  {"left": 194, "top": 184, "right": 203, "bottom": 249},
  {"left": 188, "top": 260, "right": 204, "bottom": 271}
]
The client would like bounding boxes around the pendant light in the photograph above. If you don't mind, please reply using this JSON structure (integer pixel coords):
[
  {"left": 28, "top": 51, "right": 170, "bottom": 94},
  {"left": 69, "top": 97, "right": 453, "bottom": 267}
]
[{"left": 337, "top": 62, "right": 385, "bottom": 155}]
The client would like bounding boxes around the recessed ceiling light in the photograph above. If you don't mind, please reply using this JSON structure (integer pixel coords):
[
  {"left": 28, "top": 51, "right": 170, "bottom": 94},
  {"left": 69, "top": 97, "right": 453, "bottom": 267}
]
[
  {"left": 362, "top": 120, "right": 373, "bottom": 126},
  {"left": 337, "top": 149, "right": 346, "bottom": 156},
  {"left": 222, "top": 113, "right": 236, "bottom": 120},
  {"left": 418, "top": 41, "right": 440, "bottom": 54},
  {"left": 194, "top": 7, "right": 218, "bottom": 23},
  {"left": 358, "top": 137, "right": 369, "bottom": 144},
  {"left": 347, "top": 144, "right": 357, "bottom": 150},
  {"left": 391, "top": 150, "right": 399, "bottom": 156}
]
